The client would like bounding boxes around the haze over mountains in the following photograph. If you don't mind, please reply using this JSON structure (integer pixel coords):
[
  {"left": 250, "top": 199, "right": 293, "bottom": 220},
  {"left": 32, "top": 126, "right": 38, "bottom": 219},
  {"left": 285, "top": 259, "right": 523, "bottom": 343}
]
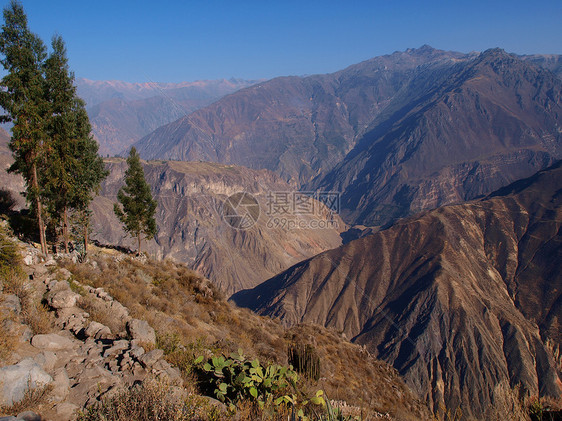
[
  {"left": 132, "top": 46, "right": 562, "bottom": 228},
  {"left": 233, "top": 161, "right": 562, "bottom": 418},
  {"left": 76, "top": 78, "right": 260, "bottom": 156}
]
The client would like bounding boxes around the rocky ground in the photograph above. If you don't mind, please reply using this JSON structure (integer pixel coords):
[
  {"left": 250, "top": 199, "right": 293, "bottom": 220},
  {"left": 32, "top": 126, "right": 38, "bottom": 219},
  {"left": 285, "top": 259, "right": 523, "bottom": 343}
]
[{"left": 0, "top": 247, "right": 182, "bottom": 421}]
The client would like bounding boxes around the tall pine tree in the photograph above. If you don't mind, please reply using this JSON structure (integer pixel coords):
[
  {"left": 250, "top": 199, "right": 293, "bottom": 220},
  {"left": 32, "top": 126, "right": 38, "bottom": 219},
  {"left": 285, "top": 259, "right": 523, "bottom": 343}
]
[
  {"left": 0, "top": 0, "right": 48, "bottom": 254},
  {"left": 43, "top": 35, "right": 107, "bottom": 253},
  {"left": 114, "top": 147, "right": 157, "bottom": 255}
]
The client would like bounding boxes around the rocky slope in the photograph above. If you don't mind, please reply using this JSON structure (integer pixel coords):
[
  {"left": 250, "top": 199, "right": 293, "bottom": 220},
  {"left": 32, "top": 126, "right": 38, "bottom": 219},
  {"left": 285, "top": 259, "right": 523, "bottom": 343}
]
[
  {"left": 232, "top": 162, "right": 562, "bottom": 418},
  {"left": 0, "top": 231, "right": 432, "bottom": 420},
  {"left": 91, "top": 159, "right": 344, "bottom": 296},
  {"left": 76, "top": 78, "right": 259, "bottom": 156}
]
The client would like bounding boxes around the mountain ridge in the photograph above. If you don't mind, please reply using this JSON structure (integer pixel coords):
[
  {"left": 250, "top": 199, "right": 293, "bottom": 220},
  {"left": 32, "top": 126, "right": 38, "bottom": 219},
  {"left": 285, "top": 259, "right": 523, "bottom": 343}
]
[{"left": 232, "top": 162, "right": 562, "bottom": 418}]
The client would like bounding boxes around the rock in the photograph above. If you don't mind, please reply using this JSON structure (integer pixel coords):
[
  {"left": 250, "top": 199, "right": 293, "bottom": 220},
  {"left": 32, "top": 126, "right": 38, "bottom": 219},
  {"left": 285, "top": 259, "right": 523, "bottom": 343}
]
[
  {"left": 126, "top": 319, "right": 156, "bottom": 345},
  {"left": 54, "top": 402, "right": 78, "bottom": 421},
  {"left": 47, "top": 290, "right": 79, "bottom": 309},
  {"left": 56, "top": 268, "right": 72, "bottom": 281},
  {"left": 138, "top": 349, "right": 164, "bottom": 368},
  {"left": 129, "top": 345, "right": 145, "bottom": 360},
  {"left": 23, "top": 254, "right": 34, "bottom": 266},
  {"left": 44, "top": 258, "right": 56, "bottom": 266},
  {"left": 0, "top": 294, "right": 21, "bottom": 315},
  {"left": 15, "top": 411, "right": 41, "bottom": 421},
  {"left": 31, "top": 333, "right": 76, "bottom": 351},
  {"left": 109, "top": 300, "right": 129, "bottom": 321},
  {"left": 0, "top": 416, "right": 18, "bottom": 421},
  {"left": 33, "top": 351, "right": 58, "bottom": 372},
  {"left": 84, "top": 321, "right": 112, "bottom": 339},
  {"left": 49, "top": 368, "right": 70, "bottom": 403},
  {"left": 0, "top": 358, "right": 53, "bottom": 406},
  {"left": 103, "top": 339, "right": 129, "bottom": 358}
]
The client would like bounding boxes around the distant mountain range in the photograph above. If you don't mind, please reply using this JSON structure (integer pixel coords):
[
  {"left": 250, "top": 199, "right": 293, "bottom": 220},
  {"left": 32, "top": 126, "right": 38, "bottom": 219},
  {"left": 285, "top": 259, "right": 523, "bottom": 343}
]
[
  {"left": 76, "top": 78, "right": 261, "bottom": 156},
  {"left": 131, "top": 46, "right": 562, "bottom": 228},
  {"left": 233, "top": 162, "right": 562, "bottom": 418}
]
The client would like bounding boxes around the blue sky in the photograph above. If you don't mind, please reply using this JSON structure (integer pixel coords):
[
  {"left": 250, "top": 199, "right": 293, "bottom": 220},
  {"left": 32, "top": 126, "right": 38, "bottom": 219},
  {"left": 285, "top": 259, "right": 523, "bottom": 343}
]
[{"left": 2, "top": 0, "right": 561, "bottom": 83}]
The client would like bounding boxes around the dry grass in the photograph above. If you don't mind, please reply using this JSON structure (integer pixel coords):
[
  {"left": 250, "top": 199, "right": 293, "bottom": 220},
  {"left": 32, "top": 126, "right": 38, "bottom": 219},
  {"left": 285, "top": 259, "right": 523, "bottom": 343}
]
[
  {"left": 77, "top": 378, "right": 223, "bottom": 421},
  {"left": 0, "top": 384, "right": 52, "bottom": 417}
]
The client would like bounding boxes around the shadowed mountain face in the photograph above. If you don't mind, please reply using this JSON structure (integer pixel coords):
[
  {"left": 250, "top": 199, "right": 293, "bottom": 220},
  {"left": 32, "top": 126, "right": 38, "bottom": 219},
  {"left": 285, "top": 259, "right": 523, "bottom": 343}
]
[
  {"left": 132, "top": 47, "right": 562, "bottom": 227},
  {"left": 311, "top": 48, "right": 562, "bottom": 226},
  {"left": 91, "top": 159, "right": 344, "bottom": 296},
  {"left": 232, "top": 162, "right": 562, "bottom": 418},
  {"left": 76, "top": 78, "right": 260, "bottom": 156}
]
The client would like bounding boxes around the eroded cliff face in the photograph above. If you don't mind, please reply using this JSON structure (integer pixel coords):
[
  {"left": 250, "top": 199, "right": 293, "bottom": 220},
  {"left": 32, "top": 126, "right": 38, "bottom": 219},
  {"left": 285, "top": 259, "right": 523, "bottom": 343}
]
[
  {"left": 232, "top": 162, "right": 562, "bottom": 418},
  {"left": 92, "top": 159, "right": 344, "bottom": 296}
]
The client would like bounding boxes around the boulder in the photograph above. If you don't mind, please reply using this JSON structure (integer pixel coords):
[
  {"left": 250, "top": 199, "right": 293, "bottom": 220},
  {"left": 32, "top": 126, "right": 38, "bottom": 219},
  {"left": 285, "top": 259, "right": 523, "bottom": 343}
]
[
  {"left": 47, "top": 290, "right": 80, "bottom": 309},
  {"left": 15, "top": 412, "right": 41, "bottom": 421},
  {"left": 33, "top": 351, "right": 58, "bottom": 372},
  {"left": 139, "top": 349, "right": 164, "bottom": 368},
  {"left": 0, "top": 294, "right": 21, "bottom": 315},
  {"left": 54, "top": 402, "right": 79, "bottom": 421},
  {"left": 49, "top": 368, "right": 70, "bottom": 403},
  {"left": 0, "top": 358, "right": 53, "bottom": 406},
  {"left": 31, "top": 333, "right": 76, "bottom": 351},
  {"left": 84, "top": 321, "right": 112, "bottom": 339},
  {"left": 126, "top": 319, "right": 156, "bottom": 345},
  {"left": 103, "top": 339, "right": 130, "bottom": 358}
]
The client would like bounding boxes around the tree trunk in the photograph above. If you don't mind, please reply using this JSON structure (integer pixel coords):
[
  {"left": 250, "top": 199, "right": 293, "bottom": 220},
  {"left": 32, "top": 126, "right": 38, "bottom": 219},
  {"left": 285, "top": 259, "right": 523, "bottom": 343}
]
[
  {"left": 32, "top": 163, "right": 47, "bottom": 255},
  {"left": 137, "top": 232, "right": 141, "bottom": 256},
  {"left": 63, "top": 206, "right": 69, "bottom": 253},
  {"left": 84, "top": 221, "right": 88, "bottom": 254}
]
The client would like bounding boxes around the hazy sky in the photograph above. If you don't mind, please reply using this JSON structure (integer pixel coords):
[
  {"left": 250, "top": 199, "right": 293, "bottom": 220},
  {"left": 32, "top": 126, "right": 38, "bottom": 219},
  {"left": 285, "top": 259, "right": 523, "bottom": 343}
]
[{"left": 2, "top": 0, "right": 561, "bottom": 83}]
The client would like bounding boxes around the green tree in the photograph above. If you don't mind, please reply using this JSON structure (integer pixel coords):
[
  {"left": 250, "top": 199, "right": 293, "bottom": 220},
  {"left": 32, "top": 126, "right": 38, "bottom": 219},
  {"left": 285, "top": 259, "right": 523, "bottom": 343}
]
[
  {"left": 113, "top": 147, "right": 157, "bottom": 255},
  {"left": 43, "top": 35, "right": 108, "bottom": 253},
  {"left": 0, "top": 0, "right": 48, "bottom": 254}
]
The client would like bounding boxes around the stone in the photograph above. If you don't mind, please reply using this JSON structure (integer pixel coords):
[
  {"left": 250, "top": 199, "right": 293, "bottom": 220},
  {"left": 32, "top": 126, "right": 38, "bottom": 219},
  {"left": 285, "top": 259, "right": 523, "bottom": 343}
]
[
  {"left": 138, "top": 349, "right": 164, "bottom": 368},
  {"left": 33, "top": 351, "right": 58, "bottom": 373},
  {"left": 103, "top": 339, "right": 129, "bottom": 358},
  {"left": 126, "top": 319, "right": 156, "bottom": 345},
  {"left": 54, "top": 402, "right": 78, "bottom": 421},
  {"left": 56, "top": 268, "right": 72, "bottom": 281},
  {"left": 0, "top": 294, "right": 21, "bottom": 315},
  {"left": 23, "top": 254, "right": 34, "bottom": 266},
  {"left": 16, "top": 411, "right": 41, "bottom": 421},
  {"left": 129, "top": 345, "right": 145, "bottom": 360},
  {"left": 0, "top": 417, "right": 18, "bottom": 421},
  {"left": 47, "top": 290, "right": 79, "bottom": 309},
  {"left": 31, "top": 333, "right": 76, "bottom": 351},
  {"left": 84, "top": 321, "right": 112, "bottom": 339},
  {"left": 49, "top": 368, "right": 70, "bottom": 403},
  {"left": 0, "top": 358, "right": 53, "bottom": 406}
]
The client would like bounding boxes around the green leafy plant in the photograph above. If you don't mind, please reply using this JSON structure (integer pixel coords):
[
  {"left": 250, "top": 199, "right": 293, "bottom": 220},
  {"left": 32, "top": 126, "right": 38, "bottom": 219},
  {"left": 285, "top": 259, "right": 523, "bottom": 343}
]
[{"left": 194, "top": 348, "right": 325, "bottom": 416}]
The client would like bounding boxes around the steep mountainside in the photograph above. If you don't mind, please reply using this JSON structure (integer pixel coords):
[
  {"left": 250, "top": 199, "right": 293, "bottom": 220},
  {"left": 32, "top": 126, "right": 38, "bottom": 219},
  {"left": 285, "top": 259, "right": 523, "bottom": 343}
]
[
  {"left": 232, "top": 162, "right": 562, "bottom": 418},
  {"left": 75, "top": 78, "right": 259, "bottom": 156},
  {"left": 133, "top": 46, "right": 471, "bottom": 186},
  {"left": 311, "top": 48, "right": 562, "bottom": 226},
  {"left": 91, "top": 159, "right": 344, "bottom": 296}
]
